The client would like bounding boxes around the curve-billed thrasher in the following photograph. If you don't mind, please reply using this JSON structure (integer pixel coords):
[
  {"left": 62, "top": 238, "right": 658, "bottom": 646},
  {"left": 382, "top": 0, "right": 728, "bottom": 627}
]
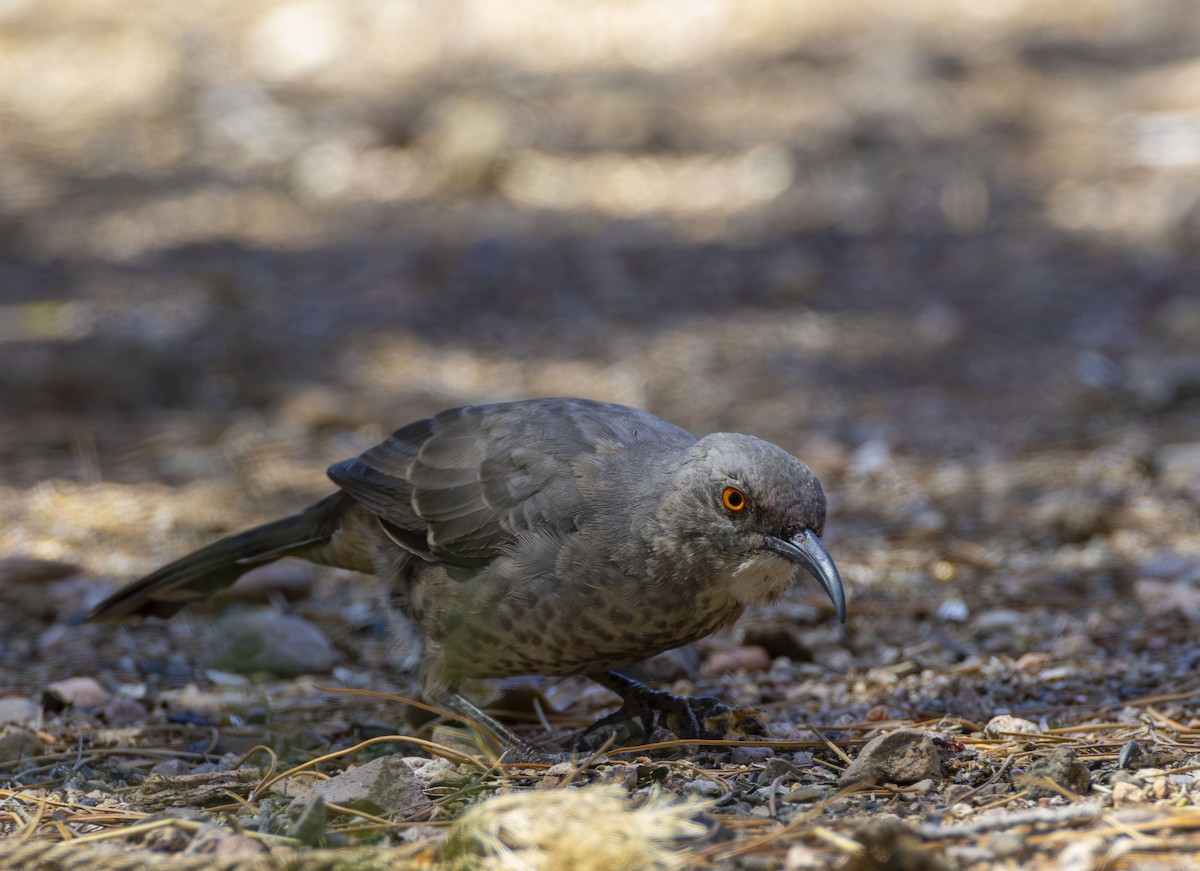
[{"left": 89, "top": 398, "right": 844, "bottom": 756}]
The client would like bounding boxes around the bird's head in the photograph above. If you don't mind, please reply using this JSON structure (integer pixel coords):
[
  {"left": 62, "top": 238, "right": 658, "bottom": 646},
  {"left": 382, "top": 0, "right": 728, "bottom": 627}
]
[{"left": 663, "top": 432, "right": 846, "bottom": 620}]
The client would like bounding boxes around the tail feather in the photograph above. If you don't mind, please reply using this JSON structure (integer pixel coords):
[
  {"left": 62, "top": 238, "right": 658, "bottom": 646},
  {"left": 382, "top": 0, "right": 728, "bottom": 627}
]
[{"left": 87, "top": 492, "right": 354, "bottom": 621}]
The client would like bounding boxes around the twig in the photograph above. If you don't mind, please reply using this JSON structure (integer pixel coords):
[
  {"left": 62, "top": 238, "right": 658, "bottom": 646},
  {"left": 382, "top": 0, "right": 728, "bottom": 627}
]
[{"left": 916, "top": 802, "right": 1101, "bottom": 839}]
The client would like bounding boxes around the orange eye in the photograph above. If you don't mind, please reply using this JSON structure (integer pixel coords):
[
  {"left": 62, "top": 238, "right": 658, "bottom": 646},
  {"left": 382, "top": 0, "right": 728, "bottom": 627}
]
[{"left": 722, "top": 487, "right": 747, "bottom": 512}]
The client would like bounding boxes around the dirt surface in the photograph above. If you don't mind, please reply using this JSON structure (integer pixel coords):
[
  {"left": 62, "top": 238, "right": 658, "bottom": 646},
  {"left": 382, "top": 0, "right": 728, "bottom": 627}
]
[{"left": 3, "top": 1, "right": 1200, "bottom": 868}]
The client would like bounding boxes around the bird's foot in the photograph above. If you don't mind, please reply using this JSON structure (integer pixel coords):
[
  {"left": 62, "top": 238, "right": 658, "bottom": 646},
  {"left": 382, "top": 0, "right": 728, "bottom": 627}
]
[{"left": 577, "top": 672, "right": 738, "bottom": 750}]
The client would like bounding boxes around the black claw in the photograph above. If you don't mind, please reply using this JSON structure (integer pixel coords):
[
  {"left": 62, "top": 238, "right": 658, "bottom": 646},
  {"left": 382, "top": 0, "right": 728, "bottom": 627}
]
[{"left": 582, "top": 671, "right": 734, "bottom": 745}]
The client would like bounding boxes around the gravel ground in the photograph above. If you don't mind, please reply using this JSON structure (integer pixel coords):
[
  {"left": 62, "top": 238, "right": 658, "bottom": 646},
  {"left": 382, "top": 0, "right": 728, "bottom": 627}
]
[{"left": 2, "top": 1, "right": 1200, "bottom": 868}]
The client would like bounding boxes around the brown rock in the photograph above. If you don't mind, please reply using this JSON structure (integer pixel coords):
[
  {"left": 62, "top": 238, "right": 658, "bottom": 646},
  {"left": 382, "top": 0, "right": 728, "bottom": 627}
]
[
  {"left": 1025, "top": 747, "right": 1090, "bottom": 798},
  {"left": 839, "top": 729, "right": 943, "bottom": 787},
  {"left": 0, "top": 730, "right": 45, "bottom": 765}
]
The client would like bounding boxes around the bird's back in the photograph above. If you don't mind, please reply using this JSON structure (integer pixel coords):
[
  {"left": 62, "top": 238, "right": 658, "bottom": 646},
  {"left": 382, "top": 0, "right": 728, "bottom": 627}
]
[{"left": 328, "top": 398, "right": 696, "bottom": 570}]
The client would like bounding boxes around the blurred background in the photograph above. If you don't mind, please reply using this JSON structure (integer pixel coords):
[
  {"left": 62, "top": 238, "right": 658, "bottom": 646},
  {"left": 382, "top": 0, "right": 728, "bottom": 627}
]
[{"left": 2, "top": 0, "right": 1200, "bottom": 706}]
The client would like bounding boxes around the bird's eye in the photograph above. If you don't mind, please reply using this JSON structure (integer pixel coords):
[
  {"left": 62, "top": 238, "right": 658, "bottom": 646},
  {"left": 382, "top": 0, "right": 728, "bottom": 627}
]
[{"left": 722, "top": 486, "right": 747, "bottom": 512}]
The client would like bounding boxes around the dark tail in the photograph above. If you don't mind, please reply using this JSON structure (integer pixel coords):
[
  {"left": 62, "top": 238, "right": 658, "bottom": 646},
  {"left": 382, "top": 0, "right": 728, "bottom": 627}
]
[{"left": 87, "top": 492, "right": 354, "bottom": 621}]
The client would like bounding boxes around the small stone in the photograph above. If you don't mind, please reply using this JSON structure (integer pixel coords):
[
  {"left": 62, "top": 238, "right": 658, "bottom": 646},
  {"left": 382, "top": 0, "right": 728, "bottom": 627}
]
[
  {"left": 102, "top": 695, "right": 148, "bottom": 726},
  {"left": 214, "top": 561, "right": 316, "bottom": 605},
  {"left": 731, "top": 746, "right": 774, "bottom": 766},
  {"left": 205, "top": 609, "right": 334, "bottom": 676},
  {"left": 309, "top": 754, "right": 429, "bottom": 815},
  {"left": 0, "top": 697, "right": 39, "bottom": 726},
  {"left": 1026, "top": 747, "right": 1090, "bottom": 798},
  {"left": 984, "top": 714, "right": 1041, "bottom": 737},
  {"left": 0, "top": 730, "right": 44, "bottom": 765},
  {"left": 287, "top": 794, "right": 327, "bottom": 845},
  {"left": 972, "top": 609, "right": 1024, "bottom": 633},
  {"left": 46, "top": 677, "right": 111, "bottom": 708},
  {"left": 1111, "top": 780, "right": 1145, "bottom": 805},
  {"left": 759, "top": 757, "right": 801, "bottom": 784},
  {"left": 150, "top": 758, "right": 190, "bottom": 777},
  {"left": 839, "top": 729, "right": 943, "bottom": 787},
  {"left": 682, "top": 778, "right": 723, "bottom": 797},
  {"left": 1118, "top": 739, "right": 1142, "bottom": 769},
  {"left": 404, "top": 756, "right": 457, "bottom": 787},
  {"left": 866, "top": 704, "right": 891, "bottom": 721},
  {"left": 911, "top": 778, "right": 936, "bottom": 794}
]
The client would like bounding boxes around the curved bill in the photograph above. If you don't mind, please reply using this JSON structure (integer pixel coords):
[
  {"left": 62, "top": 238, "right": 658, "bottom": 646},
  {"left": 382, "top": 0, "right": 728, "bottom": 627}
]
[{"left": 764, "top": 528, "right": 846, "bottom": 622}]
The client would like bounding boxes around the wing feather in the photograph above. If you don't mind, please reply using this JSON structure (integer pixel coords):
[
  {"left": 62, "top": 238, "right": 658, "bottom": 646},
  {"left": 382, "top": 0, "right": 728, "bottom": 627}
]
[{"left": 327, "top": 398, "right": 692, "bottom": 571}]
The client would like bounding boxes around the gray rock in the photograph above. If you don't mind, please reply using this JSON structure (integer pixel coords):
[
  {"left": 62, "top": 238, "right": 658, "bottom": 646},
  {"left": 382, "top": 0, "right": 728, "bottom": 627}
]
[
  {"left": 214, "top": 561, "right": 317, "bottom": 605},
  {"left": 1026, "top": 747, "right": 1090, "bottom": 798},
  {"left": 204, "top": 609, "right": 334, "bottom": 676},
  {"left": 839, "top": 729, "right": 943, "bottom": 786},
  {"left": 731, "top": 745, "right": 774, "bottom": 766},
  {"left": 0, "top": 696, "right": 39, "bottom": 726},
  {"left": 0, "top": 730, "right": 44, "bottom": 765},
  {"left": 150, "top": 758, "right": 191, "bottom": 777},
  {"left": 46, "top": 676, "right": 111, "bottom": 708},
  {"left": 287, "top": 794, "right": 327, "bottom": 845},
  {"left": 102, "top": 695, "right": 149, "bottom": 726},
  {"left": 310, "top": 755, "right": 430, "bottom": 815}
]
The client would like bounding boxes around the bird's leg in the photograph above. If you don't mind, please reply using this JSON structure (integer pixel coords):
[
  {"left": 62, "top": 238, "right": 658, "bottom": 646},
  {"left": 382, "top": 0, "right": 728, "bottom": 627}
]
[
  {"left": 429, "top": 690, "right": 559, "bottom": 763},
  {"left": 579, "top": 671, "right": 732, "bottom": 745}
]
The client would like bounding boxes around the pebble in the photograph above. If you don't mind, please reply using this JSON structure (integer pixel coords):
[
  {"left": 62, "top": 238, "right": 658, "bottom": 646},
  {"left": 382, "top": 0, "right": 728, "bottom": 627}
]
[
  {"left": 150, "top": 758, "right": 191, "bottom": 777},
  {"left": 838, "top": 729, "right": 943, "bottom": 786},
  {"left": 102, "top": 695, "right": 149, "bottom": 726},
  {"left": 309, "top": 755, "right": 430, "bottom": 815},
  {"left": 984, "top": 714, "right": 1041, "bottom": 737},
  {"left": 213, "top": 561, "right": 316, "bottom": 605},
  {"left": 46, "top": 676, "right": 111, "bottom": 708},
  {"left": 1026, "top": 747, "right": 1090, "bottom": 798},
  {"left": 0, "top": 696, "right": 40, "bottom": 726},
  {"left": 682, "top": 778, "right": 724, "bottom": 798},
  {"left": 204, "top": 609, "right": 334, "bottom": 676},
  {"left": 0, "top": 730, "right": 45, "bottom": 765},
  {"left": 1111, "top": 780, "right": 1145, "bottom": 805},
  {"left": 731, "top": 745, "right": 774, "bottom": 766}
]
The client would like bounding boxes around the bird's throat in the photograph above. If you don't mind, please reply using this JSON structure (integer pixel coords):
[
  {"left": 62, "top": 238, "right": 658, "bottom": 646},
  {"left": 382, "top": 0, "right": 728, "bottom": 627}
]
[{"left": 728, "top": 554, "right": 797, "bottom": 605}]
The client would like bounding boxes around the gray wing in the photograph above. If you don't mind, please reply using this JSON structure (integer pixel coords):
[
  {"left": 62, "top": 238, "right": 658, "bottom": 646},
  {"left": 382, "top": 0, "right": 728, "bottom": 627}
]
[{"left": 327, "top": 398, "right": 692, "bottom": 570}]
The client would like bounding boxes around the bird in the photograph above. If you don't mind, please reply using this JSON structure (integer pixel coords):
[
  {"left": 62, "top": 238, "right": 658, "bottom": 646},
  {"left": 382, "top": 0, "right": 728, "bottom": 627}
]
[{"left": 88, "top": 398, "right": 845, "bottom": 758}]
